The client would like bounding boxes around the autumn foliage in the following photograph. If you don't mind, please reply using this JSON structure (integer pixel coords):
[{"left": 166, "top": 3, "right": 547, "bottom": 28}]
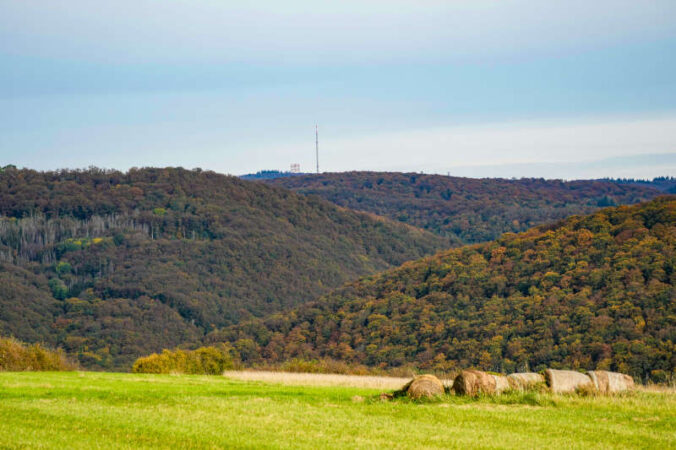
[
  {"left": 0, "top": 167, "right": 444, "bottom": 369},
  {"left": 213, "top": 197, "right": 675, "bottom": 382},
  {"left": 131, "top": 345, "right": 235, "bottom": 375},
  {"left": 0, "top": 337, "right": 75, "bottom": 371},
  {"left": 267, "top": 172, "right": 660, "bottom": 243}
]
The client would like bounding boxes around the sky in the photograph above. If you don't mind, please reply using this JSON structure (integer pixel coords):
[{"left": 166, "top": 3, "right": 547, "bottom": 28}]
[{"left": 1, "top": 0, "right": 675, "bottom": 179}]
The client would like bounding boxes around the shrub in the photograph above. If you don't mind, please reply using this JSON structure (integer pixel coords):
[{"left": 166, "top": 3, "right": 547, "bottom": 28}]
[
  {"left": 55, "top": 261, "right": 72, "bottom": 275},
  {"left": 48, "top": 278, "right": 68, "bottom": 300},
  {"left": 132, "top": 344, "right": 235, "bottom": 375},
  {"left": 0, "top": 337, "right": 76, "bottom": 371},
  {"left": 649, "top": 369, "right": 672, "bottom": 384}
]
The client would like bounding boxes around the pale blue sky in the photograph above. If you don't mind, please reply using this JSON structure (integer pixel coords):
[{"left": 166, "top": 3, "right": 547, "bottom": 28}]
[{"left": 1, "top": 0, "right": 675, "bottom": 178}]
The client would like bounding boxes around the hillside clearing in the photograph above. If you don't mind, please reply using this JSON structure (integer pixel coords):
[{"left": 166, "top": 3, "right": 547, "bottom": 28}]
[{"left": 1, "top": 372, "right": 674, "bottom": 449}]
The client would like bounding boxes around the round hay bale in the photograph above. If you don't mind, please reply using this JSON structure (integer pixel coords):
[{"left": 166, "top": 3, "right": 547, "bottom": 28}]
[
  {"left": 507, "top": 372, "right": 545, "bottom": 390},
  {"left": 588, "top": 371, "right": 635, "bottom": 394},
  {"left": 406, "top": 374, "right": 444, "bottom": 399},
  {"left": 544, "top": 369, "right": 592, "bottom": 394},
  {"left": 492, "top": 374, "right": 510, "bottom": 394},
  {"left": 452, "top": 370, "right": 497, "bottom": 396},
  {"left": 587, "top": 370, "right": 609, "bottom": 394}
]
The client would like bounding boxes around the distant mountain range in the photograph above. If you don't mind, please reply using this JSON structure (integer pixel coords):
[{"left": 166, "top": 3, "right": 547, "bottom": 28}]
[{"left": 214, "top": 197, "right": 675, "bottom": 382}]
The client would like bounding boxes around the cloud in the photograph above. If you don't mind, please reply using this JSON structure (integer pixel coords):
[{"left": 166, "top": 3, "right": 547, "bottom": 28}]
[
  {"left": 1, "top": 1, "right": 675, "bottom": 64},
  {"left": 442, "top": 154, "right": 676, "bottom": 180}
]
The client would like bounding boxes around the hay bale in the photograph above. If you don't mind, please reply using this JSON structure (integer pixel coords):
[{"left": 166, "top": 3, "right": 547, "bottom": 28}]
[
  {"left": 492, "top": 374, "right": 510, "bottom": 394},
  {"left": 544, "top": 369, "right": 592, "bottom": 393},
  {"left": 406, "top": 374, "right": 444, "bottom": 399},
  {"left": 588, "top": 371, "right": 635, "bottom": 394},
  {"left": 452, "top": 370, "right": 497, "bottom": 396},
  {"left": 507, "top": 372, "right": 545, "bottom": 390}
]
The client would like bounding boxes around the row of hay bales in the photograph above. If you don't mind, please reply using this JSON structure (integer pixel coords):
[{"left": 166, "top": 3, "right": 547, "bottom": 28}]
[{"left": 403, "top": 369, "right": 635, "bottom": 399}]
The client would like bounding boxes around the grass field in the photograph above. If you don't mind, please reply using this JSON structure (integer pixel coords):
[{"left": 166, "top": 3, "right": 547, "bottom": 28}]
[{"left": 0, "top": 372, "right": 674, "bottom": 449}]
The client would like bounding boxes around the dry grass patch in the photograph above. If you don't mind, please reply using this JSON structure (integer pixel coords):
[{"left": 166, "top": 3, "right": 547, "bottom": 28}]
[
  {"left": 223, "top": 370, "right": 413, "bottom": 390},
  {"left": 637, "top": 384, "right": 676, "bottom": 394}
]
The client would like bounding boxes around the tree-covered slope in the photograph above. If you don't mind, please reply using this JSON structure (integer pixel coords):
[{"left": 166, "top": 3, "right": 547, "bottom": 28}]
[
  {"left": 600, "top": 176, "right": 676, "bottom": 194},
  {"left": 214, "top": 197, "right": 676, "bottom": 381},
  {"left": 0, "top": 167, "right": 446, "bottom": 369},
  {"left": 266, "top": 172, "right": 660, "bottom": 243}
]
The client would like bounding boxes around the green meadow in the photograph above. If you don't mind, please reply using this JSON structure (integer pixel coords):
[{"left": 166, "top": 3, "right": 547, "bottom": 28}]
[{"left": 0, "top": 372, "right": 674, "bottom": 449}]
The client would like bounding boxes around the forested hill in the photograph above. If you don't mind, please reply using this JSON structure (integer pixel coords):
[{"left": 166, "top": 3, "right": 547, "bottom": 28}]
[
  {"left": 266, "top": 172, "right": 660, "bottom": 243},
  {"left": 599, "top": 176, "right": 676, "bottom": 194},
  {"left": 213, "top": 197, "right": 676, "bottom": 382},
  {"left": 0, "top": 167, "right": 446, "bottom": 369}
]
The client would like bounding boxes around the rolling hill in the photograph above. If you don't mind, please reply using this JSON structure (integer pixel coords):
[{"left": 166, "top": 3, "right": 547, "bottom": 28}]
[
  {"left": 213, "top": 197, "right": 676, "bottom": 382},
  {"left": 266, "top": 172, "right": 660, "bottom": 243},
  {"left": 0, "top": 167, "right": 446, "bottom": 369}
]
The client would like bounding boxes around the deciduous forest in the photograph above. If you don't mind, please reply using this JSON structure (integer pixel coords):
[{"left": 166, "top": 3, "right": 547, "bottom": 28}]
[
  {"left": 267, "top": 172, "right": 660, "bottom": 243},
  {"left": 2, "top": 167, "right": 673, "bottom": 378},
  {"left": 0, "top": 167, "right": 445, "bottom": 369},
  {"left": 213, "top": 198, "right": 675, "bottom": 382}
]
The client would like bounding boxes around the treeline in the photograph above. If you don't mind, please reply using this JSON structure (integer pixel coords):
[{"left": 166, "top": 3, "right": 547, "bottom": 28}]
[
  {"left": 211, "top": 198, "right": 676, "bottom": 382},
  {"left": 240, "top": 170, "right": 306, "bottom": 180},
  {"left": 0, "top": 167, "right": 446, "bottom": 369},
  {"left": 267, "top": 172, "right": 660, "bottom": 243},
  {"left": 599, "top": 176, "right": 676, "bottom": 194}
]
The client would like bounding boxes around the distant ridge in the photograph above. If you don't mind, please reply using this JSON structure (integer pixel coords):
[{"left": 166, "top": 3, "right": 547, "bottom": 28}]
[
  {"left": 599, "top": 176, "right": 676, "bottom": 194},
  {"left": 265, "top": 171, "right": 661, "bottom": 243}
]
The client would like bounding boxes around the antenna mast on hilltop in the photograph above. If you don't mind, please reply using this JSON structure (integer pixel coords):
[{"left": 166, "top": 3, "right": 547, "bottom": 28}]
[{"left": 315, "top": 124, "right": 319, "bottom": 174}]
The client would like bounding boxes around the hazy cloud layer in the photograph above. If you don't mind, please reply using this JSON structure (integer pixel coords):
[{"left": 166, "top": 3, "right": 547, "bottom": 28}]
[{"left": 2, "top": 1, "right": 676, "bottom": 64}]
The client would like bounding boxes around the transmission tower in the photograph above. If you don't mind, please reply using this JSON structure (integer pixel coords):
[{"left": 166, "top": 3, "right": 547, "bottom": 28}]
[{"left": 315, "top": 124, "right": 319, "bottom": 174}]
